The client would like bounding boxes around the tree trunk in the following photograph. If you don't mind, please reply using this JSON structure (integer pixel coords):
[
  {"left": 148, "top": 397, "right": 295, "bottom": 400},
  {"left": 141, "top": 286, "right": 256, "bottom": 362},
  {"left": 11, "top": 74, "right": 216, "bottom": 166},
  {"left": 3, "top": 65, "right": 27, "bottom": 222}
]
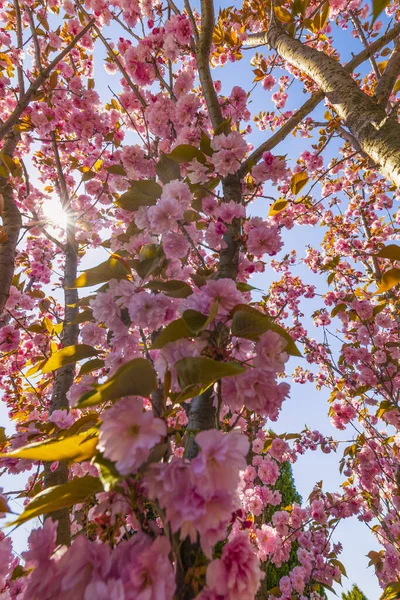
[
  {"left": 0, "top": 132, "right": 21, "bottom": 326},
  {"left": 266, "top": 21, "right": 400, "bottom": 187},
  {"left": 44, "top": 218, "right": 79, "bottom": 546}
]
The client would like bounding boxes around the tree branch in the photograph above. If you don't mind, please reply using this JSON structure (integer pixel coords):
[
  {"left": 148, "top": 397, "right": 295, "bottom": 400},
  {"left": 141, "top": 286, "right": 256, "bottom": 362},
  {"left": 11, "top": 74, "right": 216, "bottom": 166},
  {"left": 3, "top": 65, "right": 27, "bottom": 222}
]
[
  {"left": 0, "top": 20, "right": 95, "bottom": 142},
  {"left": 349, "top": 11, "right": 381, "bottom": 82},
  {"left": 14, "top": 0, "right": 25, "bottom": 96},
  {"left": 196, "top": 0, "right": 224, "bottom": 130},
  {"left": 375, "top": 39, "right": 400, "bottom": 109},
  {"left": 240, "top": 23, "right": 400, "bottom": 176}
]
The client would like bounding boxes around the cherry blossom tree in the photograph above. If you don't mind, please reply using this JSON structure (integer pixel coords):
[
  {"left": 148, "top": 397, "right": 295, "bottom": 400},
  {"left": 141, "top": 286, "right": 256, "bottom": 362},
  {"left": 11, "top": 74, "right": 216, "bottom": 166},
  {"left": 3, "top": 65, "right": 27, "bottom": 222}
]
[{"left": 0, "top": 0, "right": 400, "bottom": 597}]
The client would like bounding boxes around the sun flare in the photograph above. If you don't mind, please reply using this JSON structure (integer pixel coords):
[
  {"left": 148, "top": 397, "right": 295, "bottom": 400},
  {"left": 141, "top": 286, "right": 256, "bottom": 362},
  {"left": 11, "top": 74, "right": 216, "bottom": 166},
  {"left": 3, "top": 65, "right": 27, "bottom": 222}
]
[{"left": 41, "top": 197, "right": 69, "bottom": 231}]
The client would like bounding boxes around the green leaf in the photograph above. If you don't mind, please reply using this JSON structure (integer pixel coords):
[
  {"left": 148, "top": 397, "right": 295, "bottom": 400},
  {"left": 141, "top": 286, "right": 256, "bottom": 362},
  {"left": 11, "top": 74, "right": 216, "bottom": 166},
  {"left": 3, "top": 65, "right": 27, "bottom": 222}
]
[
  {"left": 72, "top": 256, "right": 131, "bottom": 287},
  {"left": 236, "top": 282, "right": 258, "bottom": 292},
  {"left": 81, "top": 169, "right": 95, "bottom": 181},
  {"left": 375, "top": 268, "right": 400, "bottom": 294},
  {"left": 231, "top": 305, "right": 302, "bottom": 356},
  {"left": 71, "top": 309, "right": 94, "bottom": 324},
  {"left": 182, "top": 310, "right": 209, "bottom": 333},
  {"left": 372, "top": 0, "right": 390, "bottom": 22},
  {"left": 7, "top": 476, "right": 103, "bottom": 526},
  {"left": 93, "top": 454, "right": 120, "bottom": 492},
  {"left": 214, "top": 118, "right": 231, "bottom": 136},
  {"left": 106, "top": 164, "right": 127, "bottom": 175},
  {"left": 269, "top": 199, "right": 288, "bottom": 216},
  {"left": 145, "top": 280, "right": 193, "bottom": 298},
  {"left": 331, "top": 303, "right": 347, "bottom": 317},
  {"left": 10, "top": 565, "right": 29, "bottom": 581},
  {"left": 167, "top": 144, "right": 206, "bottom": 164},
  {"left": 1, "top": 430, "right": 98, "bottom": 463},
  {"left": 79, "top": 358, "right": 105, "bottom": 376},
  {"left": 152, "top": 318, "right": 193, "bottom": 349},
  {"left": 373, "top": 244, "right": 400, "bottom": 261},
  {"left": 182, "top": 302, "right": 219, "bottom": 333},
  {"left": 40, "top": 344, "right": 98, "bottom": 374},
  {"left": 175, "top": 357, "right": 246, "bottom": 401},
  {"left": 156, "top": 154, "right": 180, "bottom": 184},
  {"left": 330, "top": 558, "right": 347, "bottom": 577},
  {"left": 290, "top": 171, "right": 309, "bottom": 195},
  {"left": 77, "top": 358, "right": 157, "bottom": 408},
  {"left": 115, "top": 180, "right": 162, "bottom": 211}
]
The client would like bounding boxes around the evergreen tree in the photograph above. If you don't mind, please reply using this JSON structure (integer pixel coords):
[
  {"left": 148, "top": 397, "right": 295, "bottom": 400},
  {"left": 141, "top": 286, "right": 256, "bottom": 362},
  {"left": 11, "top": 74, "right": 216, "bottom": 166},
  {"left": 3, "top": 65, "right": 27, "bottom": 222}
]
[
  {"left": 342, "top": 584, "right": 369, "bottom": 600},
  {"left": 264, "top": 462, "right": 302, "bottom": 591}
]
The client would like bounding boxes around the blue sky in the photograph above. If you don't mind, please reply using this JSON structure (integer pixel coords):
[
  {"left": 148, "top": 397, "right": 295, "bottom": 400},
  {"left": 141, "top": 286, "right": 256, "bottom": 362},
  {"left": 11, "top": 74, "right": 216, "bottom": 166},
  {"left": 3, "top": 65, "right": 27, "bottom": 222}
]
[{"left": 1, "top": 2, "right": 392, "bottom": 597}]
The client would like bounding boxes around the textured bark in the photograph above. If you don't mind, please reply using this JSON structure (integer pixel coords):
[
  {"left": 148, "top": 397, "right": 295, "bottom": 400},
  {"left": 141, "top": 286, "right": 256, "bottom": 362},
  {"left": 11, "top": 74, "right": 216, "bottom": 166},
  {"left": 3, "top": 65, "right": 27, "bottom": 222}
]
[
  {"left": 375, "top": 40, "right": 400, "bottom": 109},
  {"left": 43, "top": 221, "right": 78, "bottom": 546},
  {"left": 43, "top": 138, "right": 79, "bottom": 545},
  {"left": 196, "top": 0, "right": 224, "bottom": 130},
  {"left": 241, "top": 23, "right": 400, "bottom": 175},
  {"left": 266, "top": 21, "right": 400, "bottom": 187},
  {"left": 0, "top": 132, "right": 22, "bottom": 326}
]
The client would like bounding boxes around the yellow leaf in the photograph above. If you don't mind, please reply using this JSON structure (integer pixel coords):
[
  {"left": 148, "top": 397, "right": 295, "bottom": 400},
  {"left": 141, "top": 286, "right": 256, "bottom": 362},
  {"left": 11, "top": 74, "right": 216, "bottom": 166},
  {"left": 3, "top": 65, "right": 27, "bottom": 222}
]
[
  {"left": 41, "top": 344, "right": 98, "bottom": 374},
  {"left": 269, "top": 199, "right": 288, "bottom": 216},
  {"left": 373, "top": 244, "right": 400, "bottom": 261},
  {"left": 312, "top": 1, "right": 330, "bottom": 30},
  {"left": 274, "top": 6, "right": 293, "bottom": 22},
  {"left": 94, "top": 159, "right": 103, "bottom": 172},
  {"left": 290, "top": 171, "right": 309, "bottom": 195},
  {"left": 377, "top": 60, "right": 388, "bottom": 73},
  {"left": 376, "top": 268, "right": 400, "bottom": 294},
  {"left": 7, "top": 476, "right": 103, "bottom": 527},
  {"left": 0, "top": 430, "right": 98, "bottom": 463}
]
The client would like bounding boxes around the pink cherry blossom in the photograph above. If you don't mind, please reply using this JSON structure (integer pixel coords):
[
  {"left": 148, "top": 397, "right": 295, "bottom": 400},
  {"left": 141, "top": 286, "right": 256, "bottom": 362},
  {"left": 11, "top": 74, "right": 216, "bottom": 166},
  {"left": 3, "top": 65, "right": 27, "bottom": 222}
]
[{"left": 97, "top": 397, "right": 166, "bottom": 475}]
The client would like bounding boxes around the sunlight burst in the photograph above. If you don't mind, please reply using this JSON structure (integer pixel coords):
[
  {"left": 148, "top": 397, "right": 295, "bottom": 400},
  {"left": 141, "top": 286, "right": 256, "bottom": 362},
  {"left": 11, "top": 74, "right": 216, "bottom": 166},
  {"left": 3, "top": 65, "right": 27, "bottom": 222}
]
[{"left": 41, "top": 197, "right": 69, "bottom": 231}]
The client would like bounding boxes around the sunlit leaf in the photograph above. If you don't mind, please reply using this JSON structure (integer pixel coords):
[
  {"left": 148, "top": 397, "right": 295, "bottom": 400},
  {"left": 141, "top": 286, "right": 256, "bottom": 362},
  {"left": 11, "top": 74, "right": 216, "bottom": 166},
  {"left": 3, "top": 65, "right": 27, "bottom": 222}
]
[
  {"left": 269, "top": 199, "right": 288, "bottom": 216},
  {"left": 40, "top": 344, "right": 98, "bottom": 374},
  {"left": 7, "top": 476, "right": 103, "bottom": 526},
  {"left": 290, "top": 171, "right": 309, "bottom": 195},
  {"left": 72, "top": 256, "right": 131, "bottom": 287},
  {"left": 382, "top": 582, "right": 400, "bottom": 600},
  {"left": 77, "top": 358, "right": 157, "bottom": 407},
  {"left": 373, "top": 244, "right": 400, "bottom": 261},
  {"left": 0, "top": 430, "right": 98, "bottom": 463},
  {"left": 375, "top": 268, "right": 400, "bottom": 294},
  {"left": 274, "top": 6, "right": 293, "bottom": 22}
]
